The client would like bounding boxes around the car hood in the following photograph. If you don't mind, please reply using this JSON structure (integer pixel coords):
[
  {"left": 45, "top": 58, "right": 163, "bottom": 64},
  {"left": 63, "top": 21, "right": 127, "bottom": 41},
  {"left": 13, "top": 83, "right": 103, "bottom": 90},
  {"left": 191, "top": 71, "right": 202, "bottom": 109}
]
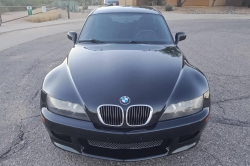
[{"left": 68, "top": 44, "right": 183, "bottom": 112}]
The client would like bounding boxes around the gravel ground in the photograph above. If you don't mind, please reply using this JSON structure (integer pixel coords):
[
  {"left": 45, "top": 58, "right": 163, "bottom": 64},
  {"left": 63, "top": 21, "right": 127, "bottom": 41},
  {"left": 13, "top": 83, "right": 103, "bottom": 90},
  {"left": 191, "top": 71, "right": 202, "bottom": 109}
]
[
  {"left": 156, "top": 6, "right": 250, "bottom": 14},
  {"left": 0, "top": 19, "right": 250, "bottom": 165},
  {"left": 185, "top": 6, "right": 250, "bottom": 14}
]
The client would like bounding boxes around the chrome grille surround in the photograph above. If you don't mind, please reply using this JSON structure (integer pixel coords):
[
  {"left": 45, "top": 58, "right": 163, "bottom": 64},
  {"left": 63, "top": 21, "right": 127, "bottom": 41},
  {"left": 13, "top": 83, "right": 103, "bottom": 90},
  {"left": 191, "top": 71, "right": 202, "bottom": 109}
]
[
  {"left": 126, "top": 105, "right": 153, "bottom": 126},
  {"left": 87, "top": 140, "right": 163, "bottom": 149},
  {"left": 97, "top": 105, "right": 124, "bottom": 127}
]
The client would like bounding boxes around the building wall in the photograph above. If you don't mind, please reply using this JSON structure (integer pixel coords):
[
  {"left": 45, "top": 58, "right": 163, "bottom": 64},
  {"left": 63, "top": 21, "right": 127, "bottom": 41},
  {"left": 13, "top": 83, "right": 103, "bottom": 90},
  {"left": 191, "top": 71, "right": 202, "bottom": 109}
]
[
  {"left": 209, "top": 0, "right": 226, "bottom": 6},
  {"left": 225, "top": 0, "right": 243, "bottom": 6},
  {"left": 119, "top": 0, "right": 126, "bottom": 5},
  {"left": 166, "top": 0, "right": 177, "bottom": 6},
  {"left": 166, "top": 0, "right": 209, "bottom": 6},
  {"left": 183, "top": 0, "right": 209, "bottom": 6},
  {"left": 119, "top": 0, "right": 137, "bottom": 5},
  {"left": 137, "top": 0, "right": 148, "bottom": 5},
  {"left": 132, "top": 0, "right": 137, "bottom": 6},
  {"left": 166, "top": 0, "right": 245, "bottom": 6},
  {"left": 242, "top": 0, "right": 250, "bottom": 6},
  {"left": 120, "top": 0, "right": 247, "bottom": 6}
]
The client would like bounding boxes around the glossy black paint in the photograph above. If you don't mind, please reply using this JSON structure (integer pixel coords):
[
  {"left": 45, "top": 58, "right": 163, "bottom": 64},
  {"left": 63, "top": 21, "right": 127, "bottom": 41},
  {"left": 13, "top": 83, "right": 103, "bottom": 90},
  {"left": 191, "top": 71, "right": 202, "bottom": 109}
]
[
  {"left": 41, "top": 6, "right": 210, "bottom": 160},
  {"left": 175, "top": 32, "right": 186, "bottom": 45},
  {"left": 42, "top": 44, "right": 208, "bottom": 129},
  {"left": 41, "top": 106, "right": 209, "bottom": 161},
  {"left": 67, "top": 31, "right": 77, "bottom": 45}
]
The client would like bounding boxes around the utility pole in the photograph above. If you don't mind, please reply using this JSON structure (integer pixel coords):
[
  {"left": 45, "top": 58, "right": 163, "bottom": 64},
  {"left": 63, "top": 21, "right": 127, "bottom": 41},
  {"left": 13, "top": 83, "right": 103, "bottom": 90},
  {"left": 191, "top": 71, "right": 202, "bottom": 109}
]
[
  {"left": 67, "top": 5, "right": 70, "bottom": 19},
  {"left": 0, "top": 14, "right": 2, "bottom": 26}
]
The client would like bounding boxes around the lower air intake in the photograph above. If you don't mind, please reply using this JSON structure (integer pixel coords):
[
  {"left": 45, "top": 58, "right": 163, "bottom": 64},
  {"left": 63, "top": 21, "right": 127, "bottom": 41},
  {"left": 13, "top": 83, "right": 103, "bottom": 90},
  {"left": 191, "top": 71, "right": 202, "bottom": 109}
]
[{"left": 87, "top": 140, "right": 163, "bottom": 149}]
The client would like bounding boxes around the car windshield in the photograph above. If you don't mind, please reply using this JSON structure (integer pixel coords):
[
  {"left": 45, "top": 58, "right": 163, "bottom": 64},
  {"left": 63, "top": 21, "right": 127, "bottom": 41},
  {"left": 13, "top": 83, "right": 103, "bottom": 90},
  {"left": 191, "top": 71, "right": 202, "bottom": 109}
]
[{"left": 79, "top": 13, "right": 174, "bottom": 44}]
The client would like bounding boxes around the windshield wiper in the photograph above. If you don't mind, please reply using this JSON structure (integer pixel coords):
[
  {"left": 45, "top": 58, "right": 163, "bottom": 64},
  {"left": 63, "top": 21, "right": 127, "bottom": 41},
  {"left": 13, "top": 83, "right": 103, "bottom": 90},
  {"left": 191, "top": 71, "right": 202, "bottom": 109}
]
[
  {"left": 129, "top": 41, "right": 148, "bottom": 44},
  {"left": 79, "top": 39, "right": 106, "bottom": 43}
]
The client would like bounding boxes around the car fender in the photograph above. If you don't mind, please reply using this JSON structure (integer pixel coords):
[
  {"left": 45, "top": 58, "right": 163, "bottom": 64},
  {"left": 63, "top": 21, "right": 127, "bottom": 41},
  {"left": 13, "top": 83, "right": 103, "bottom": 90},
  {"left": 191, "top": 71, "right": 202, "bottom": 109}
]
[
  {"left": 42, "top": 58, "right": 83, "bottom": 105},
  {"left": 166, "top": 64, "right": 209, "bottom": 106}
]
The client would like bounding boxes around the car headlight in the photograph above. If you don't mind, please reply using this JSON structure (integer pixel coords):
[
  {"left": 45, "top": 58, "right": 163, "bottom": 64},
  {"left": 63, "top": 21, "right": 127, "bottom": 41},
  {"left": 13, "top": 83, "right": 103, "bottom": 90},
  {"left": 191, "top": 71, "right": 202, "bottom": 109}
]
[
  {"left": 159, "top": 95, "right": 204, "bottom": 121},
  {"left": 46, "top": 95, "right": 90, "bottom": 121}
]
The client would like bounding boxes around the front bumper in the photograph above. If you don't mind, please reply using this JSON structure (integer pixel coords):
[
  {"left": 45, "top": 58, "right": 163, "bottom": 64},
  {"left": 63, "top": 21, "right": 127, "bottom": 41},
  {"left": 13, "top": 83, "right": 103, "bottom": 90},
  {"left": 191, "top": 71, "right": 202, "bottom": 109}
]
[{"left": 41, "top": 107, "right": 209, "bottom": 161}]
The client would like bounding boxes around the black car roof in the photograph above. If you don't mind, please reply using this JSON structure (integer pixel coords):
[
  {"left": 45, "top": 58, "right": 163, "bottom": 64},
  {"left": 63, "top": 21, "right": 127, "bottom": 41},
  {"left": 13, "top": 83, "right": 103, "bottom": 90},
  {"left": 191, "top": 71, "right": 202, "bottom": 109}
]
[{"left": 92, "top": 6, "right": 161, "bottom": 15}]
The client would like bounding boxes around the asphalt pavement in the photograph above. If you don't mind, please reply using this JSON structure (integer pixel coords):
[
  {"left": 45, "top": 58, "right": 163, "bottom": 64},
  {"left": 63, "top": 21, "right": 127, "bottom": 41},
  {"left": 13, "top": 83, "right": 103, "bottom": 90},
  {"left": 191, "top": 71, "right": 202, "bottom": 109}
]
[{"left": 0, "top": 19, "right": 250, "bottom": 166}]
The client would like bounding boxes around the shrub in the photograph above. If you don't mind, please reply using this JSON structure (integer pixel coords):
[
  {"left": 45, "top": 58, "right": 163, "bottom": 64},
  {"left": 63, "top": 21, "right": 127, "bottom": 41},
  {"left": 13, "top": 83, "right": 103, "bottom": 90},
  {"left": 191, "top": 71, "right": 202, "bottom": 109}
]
[
  {"left": 165, "top": 5, "right": 173, "bottom": 11},
  {"left": 0, "top": 2, "right": 9, "bottom": 14},
  {"left": 82, "top": 5, "right": 88, "bottom": 11},
  {"left": 25, "top": 10, "right": 61, "bottom": 23}
]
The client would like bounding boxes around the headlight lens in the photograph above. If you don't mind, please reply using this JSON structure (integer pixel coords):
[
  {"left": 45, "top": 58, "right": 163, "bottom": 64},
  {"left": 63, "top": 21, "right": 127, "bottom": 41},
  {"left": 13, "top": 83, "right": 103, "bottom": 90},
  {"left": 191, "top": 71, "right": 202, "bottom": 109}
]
[
  {"left": 159, "top": 95, "right": 204, "bottom": 121},
  {"left": 47, "top": 95, "right": 90, "bottom": 121}
]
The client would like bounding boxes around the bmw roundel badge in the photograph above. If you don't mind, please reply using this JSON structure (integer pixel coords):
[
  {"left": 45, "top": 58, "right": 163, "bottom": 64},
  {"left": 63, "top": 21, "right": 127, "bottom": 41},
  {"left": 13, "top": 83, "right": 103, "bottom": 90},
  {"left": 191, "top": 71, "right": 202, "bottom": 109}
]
[{"left": 120, "top": 96, "right": 130, "bottom": 105}]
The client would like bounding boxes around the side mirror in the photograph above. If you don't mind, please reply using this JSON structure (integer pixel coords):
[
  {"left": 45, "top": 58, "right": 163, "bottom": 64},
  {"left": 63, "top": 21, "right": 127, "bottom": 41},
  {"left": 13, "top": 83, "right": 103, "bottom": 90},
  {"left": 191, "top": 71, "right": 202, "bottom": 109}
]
[
  {"left": 175, "top": 32, "right": 186, "bottom": 45},
  {"left": 67, "top": 31, "right": 77, "bottom": 45}
]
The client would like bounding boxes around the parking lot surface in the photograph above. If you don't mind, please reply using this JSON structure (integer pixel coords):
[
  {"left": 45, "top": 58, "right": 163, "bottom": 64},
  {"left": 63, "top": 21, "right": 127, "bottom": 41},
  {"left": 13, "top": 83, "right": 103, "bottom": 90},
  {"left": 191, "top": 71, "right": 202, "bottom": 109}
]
[{"left": 0, "top": 19, "right": 250, "bottom": 166}]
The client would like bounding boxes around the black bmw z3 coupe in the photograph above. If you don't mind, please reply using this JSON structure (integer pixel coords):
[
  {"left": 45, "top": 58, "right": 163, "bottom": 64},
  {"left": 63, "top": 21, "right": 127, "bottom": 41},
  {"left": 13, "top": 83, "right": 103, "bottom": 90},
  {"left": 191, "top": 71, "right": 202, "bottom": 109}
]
[{"left": 40, "top": 6, "right": 210, "bottom": 161}]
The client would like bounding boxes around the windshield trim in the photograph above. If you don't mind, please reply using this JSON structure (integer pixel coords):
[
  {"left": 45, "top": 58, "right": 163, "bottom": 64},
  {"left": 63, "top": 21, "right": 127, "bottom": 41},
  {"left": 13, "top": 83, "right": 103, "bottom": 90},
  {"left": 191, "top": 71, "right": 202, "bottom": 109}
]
[{"left": 79, "top": 40, "right": 171, "bottom": 44}]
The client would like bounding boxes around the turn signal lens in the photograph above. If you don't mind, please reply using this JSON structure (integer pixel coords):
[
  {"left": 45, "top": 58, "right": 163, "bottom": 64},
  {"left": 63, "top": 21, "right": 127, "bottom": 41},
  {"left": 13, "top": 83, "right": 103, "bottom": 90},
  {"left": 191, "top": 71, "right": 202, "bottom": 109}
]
[
  {"left": 206, "top": 115, "right": 210, "bottom": 122},
  {"left": 41, "top": 115, "right": 45, "bottom": 122}
]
